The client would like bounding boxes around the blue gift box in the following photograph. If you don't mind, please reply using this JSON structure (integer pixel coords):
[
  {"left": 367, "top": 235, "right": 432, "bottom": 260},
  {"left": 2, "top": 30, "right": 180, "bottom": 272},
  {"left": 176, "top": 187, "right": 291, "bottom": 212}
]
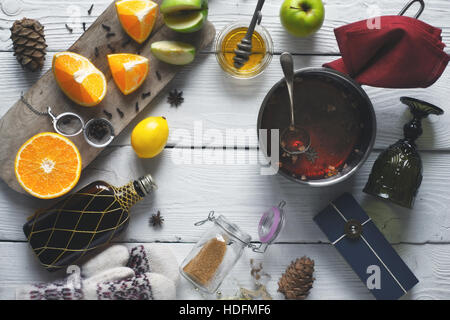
[{"left": 314, "top": 193, "right": 418, "bottom": 300}]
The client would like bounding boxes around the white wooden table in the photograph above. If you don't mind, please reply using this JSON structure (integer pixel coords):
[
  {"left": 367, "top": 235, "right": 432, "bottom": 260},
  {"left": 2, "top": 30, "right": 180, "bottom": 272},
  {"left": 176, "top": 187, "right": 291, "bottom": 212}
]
[{"left": 1, "top": 0, "right": 450, "bottom": 300}]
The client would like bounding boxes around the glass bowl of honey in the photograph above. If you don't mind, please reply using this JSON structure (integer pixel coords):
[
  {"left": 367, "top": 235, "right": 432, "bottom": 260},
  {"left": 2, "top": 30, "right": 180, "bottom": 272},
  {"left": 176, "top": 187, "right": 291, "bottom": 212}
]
[{"left": 215, "top": 22, "right": 273, "bottom": 79}]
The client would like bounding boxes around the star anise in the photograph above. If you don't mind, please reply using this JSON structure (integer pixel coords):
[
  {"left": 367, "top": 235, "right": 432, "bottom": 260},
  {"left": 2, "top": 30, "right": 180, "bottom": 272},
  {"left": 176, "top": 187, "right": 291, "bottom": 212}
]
[
  {"left": 305, "top": 147, "right": 318, "bottom": 164},
  {"left": 167, "top": 89, "right": 184, "bottom": 107},
  {"left": 149, "top": 211, "right": 164, "bottom": 228}
]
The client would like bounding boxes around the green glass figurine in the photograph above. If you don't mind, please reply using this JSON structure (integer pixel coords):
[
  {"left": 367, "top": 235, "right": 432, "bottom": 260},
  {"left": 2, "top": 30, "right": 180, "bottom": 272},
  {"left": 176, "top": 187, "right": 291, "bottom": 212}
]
[{"left": 363, "top": 97, "right": 444, "bottom": 209}]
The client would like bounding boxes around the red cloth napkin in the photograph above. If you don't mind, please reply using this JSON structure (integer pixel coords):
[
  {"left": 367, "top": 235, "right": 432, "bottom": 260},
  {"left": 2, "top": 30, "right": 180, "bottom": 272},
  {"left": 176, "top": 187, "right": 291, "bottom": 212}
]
[{"left": 323, "top": 16, "right": 450, "bottom": 88}]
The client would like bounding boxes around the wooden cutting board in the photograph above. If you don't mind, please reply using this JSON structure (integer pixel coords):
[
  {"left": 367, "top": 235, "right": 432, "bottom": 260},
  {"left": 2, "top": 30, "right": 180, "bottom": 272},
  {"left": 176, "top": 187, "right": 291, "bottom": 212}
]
[{"left": 0, "top": 0, "right": 215, "bottom": 194}]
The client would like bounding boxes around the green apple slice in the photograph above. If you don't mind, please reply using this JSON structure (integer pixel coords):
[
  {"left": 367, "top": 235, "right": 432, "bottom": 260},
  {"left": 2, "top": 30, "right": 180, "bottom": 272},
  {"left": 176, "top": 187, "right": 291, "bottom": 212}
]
[
  {"left": 151, "top": 41, "right": 196, "bottom": 65},
  {"left": 163, "top": 9, "right": 207, "bottom": 33},
  {"left": 160, "top": 0, "right": 203, "bottom": 14}
]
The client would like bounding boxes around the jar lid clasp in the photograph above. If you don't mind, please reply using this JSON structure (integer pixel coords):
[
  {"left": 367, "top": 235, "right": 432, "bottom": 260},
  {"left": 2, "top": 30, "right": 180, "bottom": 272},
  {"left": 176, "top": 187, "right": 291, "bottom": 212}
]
[
  {"left": 194, "top": 211, "right": 216, "bottom": 226},
  {"left": 249, "top": 242, "right": 269, "bottom": 253}
]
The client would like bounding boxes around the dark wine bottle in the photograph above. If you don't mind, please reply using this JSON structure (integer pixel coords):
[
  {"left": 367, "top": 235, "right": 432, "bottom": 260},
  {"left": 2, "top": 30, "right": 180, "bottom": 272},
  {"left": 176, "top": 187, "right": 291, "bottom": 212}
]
[{"left": 23, "top": 175, "right": 156, "bottom": 272}]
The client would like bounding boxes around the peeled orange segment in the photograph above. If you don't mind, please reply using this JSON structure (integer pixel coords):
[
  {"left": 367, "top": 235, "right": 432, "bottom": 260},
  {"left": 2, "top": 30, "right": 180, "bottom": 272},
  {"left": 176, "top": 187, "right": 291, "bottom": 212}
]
[
  {"left": 52, "top": 52, "right": 107, "bottom": 107},
  {"left": 15, "top": 132, "right": 82, "bottom": 199},
  {"left": 108, "top": 53, "right": 149, "bottom": 95},
  {"left": 116, "top": 0, "right": 159, "bottom": 44}
]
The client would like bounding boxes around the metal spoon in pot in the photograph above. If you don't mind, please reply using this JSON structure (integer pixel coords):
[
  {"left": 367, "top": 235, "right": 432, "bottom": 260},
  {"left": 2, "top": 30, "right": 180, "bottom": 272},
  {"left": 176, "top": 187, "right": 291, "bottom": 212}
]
[{"left": 279, "top": 52, "right": 311, "bottom": 155}]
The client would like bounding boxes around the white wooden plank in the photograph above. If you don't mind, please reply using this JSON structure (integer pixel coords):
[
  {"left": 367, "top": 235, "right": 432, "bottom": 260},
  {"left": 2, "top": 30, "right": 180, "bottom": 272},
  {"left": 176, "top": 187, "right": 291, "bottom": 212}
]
[
  {"left": 0, "top": 54, "right": 449, "bottom": 150},
  {"left": 1, "top": 148, "right": 449, "bottom": 243},
  {"left": 0, "top": 0, "right": 449, "bottom": 54},
  {"left": 1, "top": 242, "right": 449, "bottom": 300}
]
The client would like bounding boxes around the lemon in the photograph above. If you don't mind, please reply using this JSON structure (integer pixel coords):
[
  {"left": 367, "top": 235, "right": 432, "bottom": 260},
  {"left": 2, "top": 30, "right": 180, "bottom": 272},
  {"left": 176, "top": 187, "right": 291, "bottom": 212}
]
[{"left": 131, "top": 117, "right": 169, "bottom": 158}]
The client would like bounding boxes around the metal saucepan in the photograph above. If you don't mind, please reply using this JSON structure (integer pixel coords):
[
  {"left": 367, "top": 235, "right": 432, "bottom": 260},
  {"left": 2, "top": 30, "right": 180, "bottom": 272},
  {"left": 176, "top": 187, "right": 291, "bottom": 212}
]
[{"left": 257, "top": 67, "right": 376, "bottom": 187}]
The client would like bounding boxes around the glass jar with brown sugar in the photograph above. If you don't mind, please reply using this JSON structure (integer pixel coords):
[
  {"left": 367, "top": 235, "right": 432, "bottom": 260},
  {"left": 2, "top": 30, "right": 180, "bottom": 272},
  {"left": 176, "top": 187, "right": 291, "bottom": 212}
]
[{"left": 180, "top": 202, "right": 286, "bottom": 293}]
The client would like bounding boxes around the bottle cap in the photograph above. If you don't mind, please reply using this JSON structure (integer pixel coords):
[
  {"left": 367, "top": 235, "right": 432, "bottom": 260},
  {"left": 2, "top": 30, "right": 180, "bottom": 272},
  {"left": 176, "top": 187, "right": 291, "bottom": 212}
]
[{"left": 137, "top": 174, "right": 157, "bottom": 196}]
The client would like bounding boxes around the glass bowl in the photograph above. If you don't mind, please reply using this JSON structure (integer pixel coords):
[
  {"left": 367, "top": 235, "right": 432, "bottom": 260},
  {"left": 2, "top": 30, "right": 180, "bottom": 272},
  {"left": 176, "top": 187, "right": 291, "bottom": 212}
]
[{"left": 214, "top": 21, "right": 273, "bottom": 79}]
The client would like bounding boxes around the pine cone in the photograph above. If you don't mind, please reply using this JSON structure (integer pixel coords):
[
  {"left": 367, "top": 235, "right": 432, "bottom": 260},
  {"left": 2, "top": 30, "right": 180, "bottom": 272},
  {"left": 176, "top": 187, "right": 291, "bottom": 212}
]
[
  {"left": 10, "top": 18, "right": 47, "bottom": 72},
  {"left": 278, "top": 256, "right": 315, "bottom": 300}
]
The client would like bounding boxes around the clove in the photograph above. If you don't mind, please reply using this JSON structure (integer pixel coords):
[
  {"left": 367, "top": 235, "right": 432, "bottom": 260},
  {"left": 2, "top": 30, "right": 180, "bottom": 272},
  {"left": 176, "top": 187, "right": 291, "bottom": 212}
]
[
  {"left": 102, "top": 24, "right": 111, "bottom": 32},
  {"left": 103, "top": 110, "right": 113, "bottom": 120},
  {"left": 65, "top": 24, "right": 73, "bottom": 33},
  {"left": 142, "top": 92, "right": 151, "bottom": 99},
  {"left": 107, "top": 44, "right": 115, "bottom": 53}
]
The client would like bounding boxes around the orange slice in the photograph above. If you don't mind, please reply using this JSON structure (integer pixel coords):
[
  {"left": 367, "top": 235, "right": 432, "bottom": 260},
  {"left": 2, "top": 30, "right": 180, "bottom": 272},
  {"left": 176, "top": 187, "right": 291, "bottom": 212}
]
[
  {"left": 15, "top": 132, "right": 82, "bottom": 199},
  {"left": 52, "top": 52, "right": 107, "bottom": 107},
  {"left": 116, "top": 0, "right": 159, "bottom": 44},
  {"left": 108, "top": 53, "right": 149, "bottom": 95}
]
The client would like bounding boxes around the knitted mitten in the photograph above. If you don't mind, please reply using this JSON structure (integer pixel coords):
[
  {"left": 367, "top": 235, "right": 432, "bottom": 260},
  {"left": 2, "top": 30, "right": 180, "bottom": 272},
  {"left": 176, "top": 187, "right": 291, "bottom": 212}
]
[
  {"left": 16, "top": 272, "right": 83, "bottom": 300},
  {"left": 17, "top": 267, "right": 176, "bottom": 300},
  {"left": 82, "top": 267, "right": 136, "bottom": 300},
  {"left": 86, "top": 272, "right": 176, "bottom": 300},
  {"left": 17, "top": 244, "right": 178, "bottom": 300},
  {"left": 81, "top": 244, "right": 179, "bottom": 284},
  {"left": 15, "top": 267, "right": 133, "bottom": 300},
  {"left": 81, "top": 245, "right": 130, "bottom": 278},
  {"left": 128, "top": 244, "right": 179, "bottom": 284},
  {"left": 81, "top": 245, "right": 178, "bottom": 300}
]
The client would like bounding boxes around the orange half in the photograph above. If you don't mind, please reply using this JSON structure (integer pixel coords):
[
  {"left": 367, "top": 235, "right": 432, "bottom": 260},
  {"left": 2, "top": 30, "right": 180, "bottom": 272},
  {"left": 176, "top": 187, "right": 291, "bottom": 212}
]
[
  {"left": 108, "top": 53, "right": 149, "bottom": 95},
  {"left": 52, "top": 52, "right": 107, "bottom": 107},
  {"left": 116, "top": 0, "right": 159, "bottom": 44},
  {"left": 15, "top": 132, "right": 82, "bottom": 199}
]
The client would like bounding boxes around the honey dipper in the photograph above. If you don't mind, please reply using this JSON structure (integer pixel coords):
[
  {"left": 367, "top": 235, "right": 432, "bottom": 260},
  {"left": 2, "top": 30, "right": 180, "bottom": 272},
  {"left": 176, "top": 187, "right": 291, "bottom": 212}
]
[{"left": 233, "top": 0, "right": 266, "bottom": 69}]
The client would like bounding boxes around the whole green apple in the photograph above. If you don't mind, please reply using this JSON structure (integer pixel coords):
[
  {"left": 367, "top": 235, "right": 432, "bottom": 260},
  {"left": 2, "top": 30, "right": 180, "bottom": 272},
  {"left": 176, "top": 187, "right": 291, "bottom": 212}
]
[{"left": 280, "top": 0, "right": 325, "bottom": 37}]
